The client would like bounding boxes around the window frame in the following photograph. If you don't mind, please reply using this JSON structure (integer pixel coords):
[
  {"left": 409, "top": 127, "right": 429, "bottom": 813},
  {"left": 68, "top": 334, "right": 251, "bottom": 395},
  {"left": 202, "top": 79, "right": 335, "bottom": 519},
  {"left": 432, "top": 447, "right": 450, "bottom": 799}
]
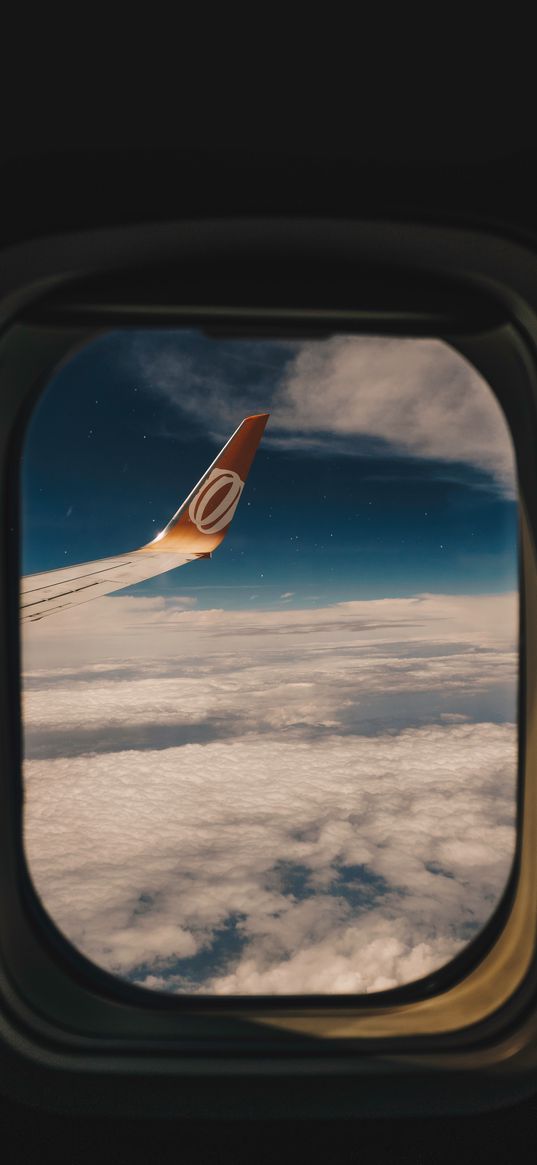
[{"left": 2, "top": 219, "right": 537, "bottom": 1117}]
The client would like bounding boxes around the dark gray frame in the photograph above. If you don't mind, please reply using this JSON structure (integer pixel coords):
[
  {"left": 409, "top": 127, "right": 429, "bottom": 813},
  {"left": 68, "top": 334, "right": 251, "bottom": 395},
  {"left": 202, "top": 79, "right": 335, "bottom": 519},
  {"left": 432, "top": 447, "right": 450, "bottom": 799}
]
[{"left": 2, "top": 220, "right": 537, "bottom": 1117}]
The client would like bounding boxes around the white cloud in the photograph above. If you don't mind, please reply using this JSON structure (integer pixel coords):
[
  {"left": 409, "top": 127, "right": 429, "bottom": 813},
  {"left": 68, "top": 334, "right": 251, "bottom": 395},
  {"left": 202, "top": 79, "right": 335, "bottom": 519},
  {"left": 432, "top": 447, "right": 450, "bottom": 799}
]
[
  {"left": 21, "top": 589, "right": 518, "bottom": 670},
  {"left": 134, "top": 335, "right": 516, "bottom": 495},
  {"left": 272, "top": 337, "right": 516, "bottom": 494},
  {"left": 24, "top": 725, "right": 516, "bottom": 993},
  {"left": 21, "top": 591, "right": 518, "bottom": 995}
]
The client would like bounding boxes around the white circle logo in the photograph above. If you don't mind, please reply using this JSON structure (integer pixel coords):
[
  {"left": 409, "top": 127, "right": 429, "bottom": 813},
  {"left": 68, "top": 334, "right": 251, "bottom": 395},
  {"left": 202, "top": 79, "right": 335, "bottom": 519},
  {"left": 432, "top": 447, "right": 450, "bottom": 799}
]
[{"left": 189, "top": 468, "right": 244, "bottom": 534}]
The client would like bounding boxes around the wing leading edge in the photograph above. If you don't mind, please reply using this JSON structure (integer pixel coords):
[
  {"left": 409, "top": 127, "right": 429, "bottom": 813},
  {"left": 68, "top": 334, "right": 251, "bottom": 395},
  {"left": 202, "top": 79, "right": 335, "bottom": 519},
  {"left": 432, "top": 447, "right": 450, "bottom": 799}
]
[{"left": 21, "top": 414, "right": 269, "bottom": 622}]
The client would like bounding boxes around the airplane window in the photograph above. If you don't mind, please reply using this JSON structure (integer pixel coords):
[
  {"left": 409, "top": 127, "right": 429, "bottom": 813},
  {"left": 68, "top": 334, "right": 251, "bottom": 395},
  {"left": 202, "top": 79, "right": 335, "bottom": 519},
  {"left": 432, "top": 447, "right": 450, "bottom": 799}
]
[{"left": 19, "top": 331, "right": 518, "bottom": 996}]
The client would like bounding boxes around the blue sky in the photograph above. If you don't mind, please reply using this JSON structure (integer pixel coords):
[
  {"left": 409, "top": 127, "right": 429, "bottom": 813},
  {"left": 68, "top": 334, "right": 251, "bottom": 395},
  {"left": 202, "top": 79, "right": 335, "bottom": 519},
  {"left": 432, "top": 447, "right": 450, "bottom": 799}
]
[{"left": 21, "top": 329, "right": 518, "bottom": 607}]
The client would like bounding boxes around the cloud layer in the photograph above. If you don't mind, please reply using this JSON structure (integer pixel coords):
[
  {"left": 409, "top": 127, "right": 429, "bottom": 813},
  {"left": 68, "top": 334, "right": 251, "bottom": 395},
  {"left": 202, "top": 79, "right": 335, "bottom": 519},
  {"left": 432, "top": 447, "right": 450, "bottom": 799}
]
[
  {"left": 24, "top": 724, "right": 516, "bottom": 995},
  {"left": 22, "top": 591, "right": 518, "bottom": 995}
]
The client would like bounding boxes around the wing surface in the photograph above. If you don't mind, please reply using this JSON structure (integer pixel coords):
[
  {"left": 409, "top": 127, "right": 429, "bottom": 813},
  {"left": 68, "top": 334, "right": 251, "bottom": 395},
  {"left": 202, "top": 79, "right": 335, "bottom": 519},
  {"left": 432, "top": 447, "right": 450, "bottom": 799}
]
[{"left": 21, "top": 413, "right": 269, "bottom": 622}]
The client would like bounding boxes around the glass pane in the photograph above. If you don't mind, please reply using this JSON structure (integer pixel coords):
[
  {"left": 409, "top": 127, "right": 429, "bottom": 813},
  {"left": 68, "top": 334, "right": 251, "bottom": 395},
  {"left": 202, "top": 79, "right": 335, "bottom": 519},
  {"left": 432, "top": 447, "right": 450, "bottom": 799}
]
[{"left": 20, "top": 332, "right": 518, "bottom": 995}]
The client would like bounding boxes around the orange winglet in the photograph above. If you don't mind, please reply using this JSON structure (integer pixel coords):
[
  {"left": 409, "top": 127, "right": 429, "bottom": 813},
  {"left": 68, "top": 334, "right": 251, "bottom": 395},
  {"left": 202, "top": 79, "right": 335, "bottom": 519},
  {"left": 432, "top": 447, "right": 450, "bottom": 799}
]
[{"left": 143, "top": 414, "right": 269, "bottom": 555}]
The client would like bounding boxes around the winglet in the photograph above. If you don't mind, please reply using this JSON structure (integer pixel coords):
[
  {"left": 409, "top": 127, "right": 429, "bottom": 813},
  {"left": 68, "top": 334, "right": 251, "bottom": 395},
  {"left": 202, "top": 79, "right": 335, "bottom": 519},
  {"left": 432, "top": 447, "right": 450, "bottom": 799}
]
[{"left": 143, "top": 414, "right": 269, "bottom": 555}]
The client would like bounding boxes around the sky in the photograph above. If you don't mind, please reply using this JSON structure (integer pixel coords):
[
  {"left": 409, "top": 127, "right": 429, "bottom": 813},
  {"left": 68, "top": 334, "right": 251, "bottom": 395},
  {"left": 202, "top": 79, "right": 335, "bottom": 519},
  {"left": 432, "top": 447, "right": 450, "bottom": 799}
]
[
  {"left": 21, "top": 330, "right": 518, "bottom": 602},
  {"left": 19, "top": 331, "right": 520, "bottom": 995}
]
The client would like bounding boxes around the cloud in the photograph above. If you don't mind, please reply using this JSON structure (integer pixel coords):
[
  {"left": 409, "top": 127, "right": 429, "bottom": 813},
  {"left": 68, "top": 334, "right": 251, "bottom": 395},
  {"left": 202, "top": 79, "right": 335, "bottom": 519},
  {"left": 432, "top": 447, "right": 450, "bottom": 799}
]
[
  {"left": 272, "top": 337, "right": 516, "bottom": 494},
  {"left": 129, "top": 334, "right": 287, "bottom": 441},
  {"left": 133, "top": 334, "right": 516, "bottom": 495},
  {"left": 21, "top": 590, "right": 518, "bottom": 994},
  {"left": 21, "top": 589, "right": 518, "bottom": 670},
  {"left": 22, "top": 591, "right": 518, "bottom": 755},
  {"left": 24, "top": 725, "right": 516, "bottom": 993}
]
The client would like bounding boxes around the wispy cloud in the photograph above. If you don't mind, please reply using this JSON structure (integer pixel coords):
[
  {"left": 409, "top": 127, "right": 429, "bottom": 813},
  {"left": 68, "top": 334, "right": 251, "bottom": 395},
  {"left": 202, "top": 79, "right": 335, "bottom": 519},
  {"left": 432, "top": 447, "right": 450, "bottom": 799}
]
[
  {"left": 131, "top": 334, "right": 516, "bottom": 495},
  {"left": 128, "top": 334, "right": 289, "bottom": 441}
]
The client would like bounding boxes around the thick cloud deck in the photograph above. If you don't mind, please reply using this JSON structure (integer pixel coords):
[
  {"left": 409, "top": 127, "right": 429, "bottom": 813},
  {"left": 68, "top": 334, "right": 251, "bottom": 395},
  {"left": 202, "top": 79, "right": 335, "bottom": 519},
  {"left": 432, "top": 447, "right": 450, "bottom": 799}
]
[{"left": 22, "top": 592, "right": 518, "bottom": 995}]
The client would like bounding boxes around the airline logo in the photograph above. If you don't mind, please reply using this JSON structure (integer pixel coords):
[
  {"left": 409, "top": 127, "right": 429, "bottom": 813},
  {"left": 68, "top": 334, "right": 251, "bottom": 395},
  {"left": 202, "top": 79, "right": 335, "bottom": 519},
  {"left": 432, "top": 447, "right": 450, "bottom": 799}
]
[{"left": 189, "top": 468, "right": 245, "bottom": 535}]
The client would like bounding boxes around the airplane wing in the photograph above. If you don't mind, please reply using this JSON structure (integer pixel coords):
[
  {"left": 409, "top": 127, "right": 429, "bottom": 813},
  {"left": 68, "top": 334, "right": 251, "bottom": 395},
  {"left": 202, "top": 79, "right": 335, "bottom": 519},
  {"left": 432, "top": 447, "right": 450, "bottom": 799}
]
[{"left": 20, "top": 413, "right": 269, "bottom": 623}]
